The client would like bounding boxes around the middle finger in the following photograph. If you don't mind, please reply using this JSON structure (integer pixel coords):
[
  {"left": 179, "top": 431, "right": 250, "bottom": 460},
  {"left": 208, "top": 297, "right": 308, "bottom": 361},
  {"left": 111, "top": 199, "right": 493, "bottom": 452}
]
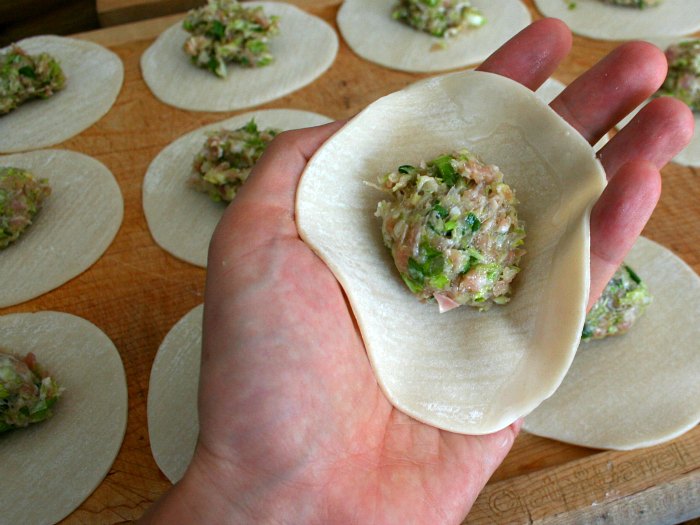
[{"left": 550, "top": 41, "right": 667, "bottom": 146}]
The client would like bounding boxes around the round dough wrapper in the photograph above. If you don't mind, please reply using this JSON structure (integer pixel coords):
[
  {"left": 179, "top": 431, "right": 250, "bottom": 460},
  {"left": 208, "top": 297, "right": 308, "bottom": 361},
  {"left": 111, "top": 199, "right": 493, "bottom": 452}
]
[
  {"left": 147, "top": 304, "right": 202, "bottom": 483},
  {"left": 140, "top": 2, "right": 338, "bottom": 111},
  {"left": 617, "top": 37, "right": 700, "bottom": 167},
  {"left": 296, "top": 70, "right": 607, "bottom": 434},
  {"left": 524, "top": 237, "right": 700, "bottom": 450},
  {"left": 0, "top": 150, "right": 123, "bottom": 308},
  {"left": 337, "top": 0, "right": 531, "bottom": 73},
  {"left": 533, "top": 0, "right": 700, "bottom": 41},
  {"left": 143, "top": 108, "right": 332, "bottom": 267},
  {"left": 0, "top": 36, "right": 124, "bottom": 153},
  {"left": 0, "top": 311, "right": 128, "bottom": 525}
]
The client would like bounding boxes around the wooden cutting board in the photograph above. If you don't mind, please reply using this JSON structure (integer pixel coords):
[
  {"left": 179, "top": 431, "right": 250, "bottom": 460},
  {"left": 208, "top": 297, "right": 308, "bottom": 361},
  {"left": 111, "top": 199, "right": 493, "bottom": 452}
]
[{"left": 2, "top": 1, "right": 698, "bottom": 523}]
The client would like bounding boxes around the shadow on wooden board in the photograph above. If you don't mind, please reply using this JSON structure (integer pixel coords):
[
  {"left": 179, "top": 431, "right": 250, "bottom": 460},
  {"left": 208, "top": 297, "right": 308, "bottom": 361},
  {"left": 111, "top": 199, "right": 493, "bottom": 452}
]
[
  {"left": 96, "top": 0, "right": 201, "bottom": 27},
  {"left": 95, "top": 0, "right": 344, "bottom": 27},
  {"left": 0, "top": 0, "right": 99, "bottom": 46}
]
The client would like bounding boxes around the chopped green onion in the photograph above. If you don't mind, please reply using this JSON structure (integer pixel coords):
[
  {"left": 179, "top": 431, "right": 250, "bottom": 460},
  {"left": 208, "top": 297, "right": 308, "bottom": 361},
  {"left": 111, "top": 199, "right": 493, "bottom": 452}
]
[
  {"left": 18, "top": 66, "right": 35, "bottom": 78},
  {"left": 466, "top": 247, "right": 484, "bottom": 262},
  {"left": 625, "top": 265, "right": 642, "bottom": 285},
  {"left": 466, "top": 212, "right": 481, "bottom": 232},
  {"left": 243, "top": 118, "right": 258, "bottom": 134},
  {"left": 208, "top": 20, "right": 226, "bottom": 38},
  {"left": 407, "top": 257, "right": 425, "bottom": 282},
  {"left": 432, "top": 155, "right": 457, "bottom": 186},
  {"left": 420, "top": 243, "right": 442, "bottom": 260},
  {"left": 402, "top": 273, "right": 424, "bottom": 293},
  {"left": 444, "top": 220, "right": 457, "bottom": 232},
  {"left": 429, "top": 274, "right": 450, "bottom": 289},
  {"left": 432, "top": 202, "right": 448, "bottom": 218},
  {"left": 427, "top": 254, "right": 444, "bottom": 276}
]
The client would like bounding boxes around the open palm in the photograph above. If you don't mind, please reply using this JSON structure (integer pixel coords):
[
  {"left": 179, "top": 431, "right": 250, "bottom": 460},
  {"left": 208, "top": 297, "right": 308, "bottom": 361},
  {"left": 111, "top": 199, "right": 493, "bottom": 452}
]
[{"left": 142, "top": 19, "right": 693, "bottom": 525}]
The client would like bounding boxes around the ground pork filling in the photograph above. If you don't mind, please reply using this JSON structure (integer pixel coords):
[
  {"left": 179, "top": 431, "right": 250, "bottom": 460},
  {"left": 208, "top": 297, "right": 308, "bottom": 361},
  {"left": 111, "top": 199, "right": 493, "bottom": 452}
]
[
  {"left": 0, "top": 351, "right": 62, "bottom": 432},
  {"left": 600, "top": 0, "right": 661, "bottom": 7},
  {"left": 182, "top": 0, "right": 280, "bottom": 78},
  {"left": 391, "top": 0, "right": 486, "bottom": 38},
  {"left": 375, "top": 149, "right": 525, "bottom": 312},
  {"left": 0, "top": 45, "right": 65, "bottom": 115},
  {"left": 0, "top": 167, "right": 51, "bottom": 249},
  {"left": 188, "top": 119, "right": 279, "bottom": 203},
  {"left": 659, "top": 40, "right": 700, "bottom": 111},
  {"left": 582, "top": 264, "right": 652, "bottom": 341}
]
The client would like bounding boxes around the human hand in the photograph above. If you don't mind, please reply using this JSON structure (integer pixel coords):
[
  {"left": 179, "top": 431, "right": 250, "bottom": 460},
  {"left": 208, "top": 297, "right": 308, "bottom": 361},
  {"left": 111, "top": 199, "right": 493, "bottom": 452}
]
[{"left": 141, "top": 18, "right": 693, "bottom": 525}]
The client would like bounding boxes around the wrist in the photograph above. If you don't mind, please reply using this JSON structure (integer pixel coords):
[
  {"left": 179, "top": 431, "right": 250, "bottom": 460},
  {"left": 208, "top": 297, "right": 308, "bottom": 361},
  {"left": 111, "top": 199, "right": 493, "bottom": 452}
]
[
  {"left": 139, "top": 460, "right": 252, "bottom": 524},
  {"left": 140, "top": 446, "right": 327, "bottom": 525}
]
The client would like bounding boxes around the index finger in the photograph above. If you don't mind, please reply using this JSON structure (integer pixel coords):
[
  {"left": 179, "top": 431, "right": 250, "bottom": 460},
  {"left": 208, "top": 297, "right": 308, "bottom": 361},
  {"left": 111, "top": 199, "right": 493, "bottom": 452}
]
[
  {"left": 477, "top": 18, "right": 572, "bottom": 90},
  {"left": 219, "top": 120, "right": 346, "bottom": 242}
]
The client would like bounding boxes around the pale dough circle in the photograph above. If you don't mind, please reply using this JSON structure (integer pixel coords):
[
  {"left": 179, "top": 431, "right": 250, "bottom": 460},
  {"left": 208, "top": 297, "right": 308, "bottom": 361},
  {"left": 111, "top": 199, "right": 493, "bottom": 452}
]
[
  {"left": 533, "top": 0, "right": 700, "bottom": 41},
  {"left": 337, "top": 0, "right": 531, "bottom": 72},
  {"left": 0, "top": 36, "right": 124, "bottom": 153},
  {"left": 140, "top": 2, "right": 338, "bottom": 111},
  {"left": 296, "top": 70, "right": 607, "bottom": 434},
  {"left": 147, "top": 304, "right": 203, "bottom": 483},
  {"left": 524, "top": 237, "right": 700, "bottom": 450},
  {"left": 0, "top": 149, "right": 124, "bottom": 308},
  {"left": 0, "top": 311, "right": 128, "bottom": 525},
  {"left": 617, "top": 37, "right": 700, "bottom": 167},
  {"left": 143, "top": 108, "right": 332, "bottom": 267}
]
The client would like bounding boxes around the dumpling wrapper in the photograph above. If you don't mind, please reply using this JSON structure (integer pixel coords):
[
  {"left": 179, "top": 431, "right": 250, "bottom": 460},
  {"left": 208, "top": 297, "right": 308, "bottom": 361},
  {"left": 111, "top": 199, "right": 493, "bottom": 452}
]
[
  {"left": 147, "top": 304, "right": 203, "bottom": 483},
  {"left": 0, "top": 311, "right": 128, "bottom": 525},
  {"left": 296, "top": 70, "right": 607, "bottom": 434},
  {"left": 140, "top": 2, "right": 338, "bottom": 112},
  {"left": 143, "top": 109, "right": 332, "bottom": 267},
  {"left": 337, "top": 0, "right": 531, "bottom": 73},
  {"left": 617, "top": 37, "right": 700, "bottom": 168},
  {"left": 524, "top": 237, "right": 700, "bottom": 450},
  {"left": 533, "top": 0, "right": 700, "bottom": 41},
  {"left": 0, "top": 150, "right": 123, "bottom": 308},
  {"left": 0, "top": 36, "right": 124, "bottom": 153}
]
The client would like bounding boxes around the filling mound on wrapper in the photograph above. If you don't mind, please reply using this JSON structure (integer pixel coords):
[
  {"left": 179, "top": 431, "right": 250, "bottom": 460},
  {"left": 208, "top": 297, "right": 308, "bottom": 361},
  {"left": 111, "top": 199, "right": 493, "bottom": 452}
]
[
  {"left": 0, "top": 351, "right": 62, "bottom": 433},
  {"left": 189, "top": 119, "right": 279, "bottom": 202},
  {"left": 582, "top": 264, "right": 652, "bottom": 341},
  {"left": 0, "top": 167, "right": 51, "bottom": 249},
  {"left": 391, "top": 0, "right": 485, "bottom": 38},
  {"left": 0, "top": 45, "right": 65, "bottom": 115},
  {"left": 375, "top": 149, "right": 525, "bottom": 312},
  {"left": 183, "top": 0, "right": 280, "bottom": 77}
]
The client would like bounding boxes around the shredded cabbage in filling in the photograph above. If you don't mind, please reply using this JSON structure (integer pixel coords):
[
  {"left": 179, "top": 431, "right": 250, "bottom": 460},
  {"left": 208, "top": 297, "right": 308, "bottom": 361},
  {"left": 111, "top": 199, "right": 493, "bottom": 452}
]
[
  {"left": 0, "top": 45, "right": 65, "bottom": 115},
  {"left": 189, "top": 119, "right": 279, "bottom": 203},
  {"left": 182, "top": 0, "right": 280, "bottom": 78},
  {"left": 582, "top": 264, "right": 652, "bottom": 341},
  {"left": 659, "top": 40, "right": 700, "bottom": 111},
  {"left": 0, "top": 167, "right": 51, "bottom": 249},
  {"left": 391, "top": 0, "right": 486, "bottom": 38},
  {"left": 0, "top": 351, "right": 63, "bottom": 433},
  {"left": 375, "top": 149, "right": 525, "bottom": 312}
]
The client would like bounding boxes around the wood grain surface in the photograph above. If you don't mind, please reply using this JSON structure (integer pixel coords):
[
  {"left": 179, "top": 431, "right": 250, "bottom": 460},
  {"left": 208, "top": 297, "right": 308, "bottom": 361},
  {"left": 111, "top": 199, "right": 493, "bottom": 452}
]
[{"left": 2, "top": 1, "right": 698, "bottom": 523}]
